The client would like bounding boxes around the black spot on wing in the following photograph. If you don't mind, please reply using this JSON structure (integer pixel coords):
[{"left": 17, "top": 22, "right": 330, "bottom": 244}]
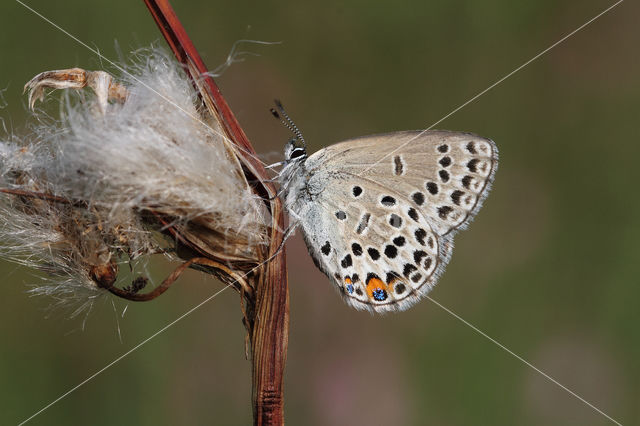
[
  {"left": 321, "top": 241, "right": 331, "bottom": 256},
  {"left": 438, "top": 206, "right": 453, "bottom": 219},
  {"left": 424, "top": 257, "right": 432, "bottom": 270},
  {"left": 389, "top": 214, "right": 402, "bottom": 228},
  {"left": 356, "top": 213, "right": 370, "bottom": 234},
  {"left": 407, "top": 208, "right": 419, "bottom": 222},
  {"left": 462, "top": 175, "right": 473, "bottom": 189},
  {"left": 413, "top": 250, "right": 427, "bottom": 264},
  {"left": 451, "top": 190, "right": 464, "bottom": 206},
  {"left": 366, "top": 272, "right": 380, "bottom": 284},
  {"left": 384, "top": 245, "right": 398, "bottom": 259},
  {"left": 367, "top": 247, "right": 381, "bottom": 261},
  {"left": 385, "top": 271, "right": 401, "bottom": 284},
  {"left": 403, "top": 264, "right": 417, "bottom": 277},
  {"left": 393, "top": 236, "right": 406, "bottom": 246},
  {"left": 381, "top": 196, "right": 396, "bottom": 206},
  {"left": 427, "top": 236, "right": 434, "bottom": 249},
  {"left": 466, "top": 141, "right": 477, "bottom": 154},
  {"left": 393, "top": 155, "right": 404, "bottom": 175}
]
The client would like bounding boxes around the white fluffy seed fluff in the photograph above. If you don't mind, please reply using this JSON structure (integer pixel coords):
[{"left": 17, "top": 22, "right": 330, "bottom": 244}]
[{"left": 0, "top": 48, "right": 268, "bottom": 312}]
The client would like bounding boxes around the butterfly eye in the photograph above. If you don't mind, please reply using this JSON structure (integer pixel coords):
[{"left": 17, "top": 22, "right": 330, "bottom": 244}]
[{"left": 289, "top": 148, "right": 306, "bottom": 160}]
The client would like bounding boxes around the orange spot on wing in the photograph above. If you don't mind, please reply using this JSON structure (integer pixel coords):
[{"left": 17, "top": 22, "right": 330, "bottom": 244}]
[{"left": 365, "top": 277, "right": 389, "bottom": 299}]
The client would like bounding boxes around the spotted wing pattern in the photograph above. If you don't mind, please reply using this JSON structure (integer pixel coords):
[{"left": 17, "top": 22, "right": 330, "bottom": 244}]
[{"left": 294, "top": 130, "right": 497, "bottom": 312}]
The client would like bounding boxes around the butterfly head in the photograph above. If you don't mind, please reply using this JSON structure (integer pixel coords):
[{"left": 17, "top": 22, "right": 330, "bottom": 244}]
[
  {"left": 279, "top": 137, "right": 307, "bottom": 207},
  {"left": 284, "top": 138, "right": 307, "bottom": 164},
  {"left": 271, "top": 99, "right": 307, "bottom": 165}
]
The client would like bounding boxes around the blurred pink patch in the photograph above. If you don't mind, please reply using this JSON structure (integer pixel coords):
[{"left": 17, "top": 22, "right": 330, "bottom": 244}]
[{"left": 312, "top": 340, "right": 413, "bottom": 425}]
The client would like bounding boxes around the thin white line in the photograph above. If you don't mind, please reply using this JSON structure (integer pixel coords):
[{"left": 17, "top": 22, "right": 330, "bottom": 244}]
[
  {"left": 18, "top": 284, "right": 232, "bottom": 426},
  {"left": 361, "top": 0, "right": 624, "bottom": 174},
  {"left": 14, "top": 0, "right": 268, "bottom": 169},
  {"left": 427, "top": 296, "right": 623, "bottom": 426}
]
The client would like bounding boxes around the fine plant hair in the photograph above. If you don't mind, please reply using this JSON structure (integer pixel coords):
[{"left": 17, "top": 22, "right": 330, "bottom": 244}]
[{"left": 0, "top": 47, "right": 269, "bottom": 314}]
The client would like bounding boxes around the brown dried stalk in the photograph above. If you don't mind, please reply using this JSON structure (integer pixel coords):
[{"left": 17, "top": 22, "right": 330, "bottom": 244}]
[{"left": 143, "top": 1, "right": 289, "bottom": 424}]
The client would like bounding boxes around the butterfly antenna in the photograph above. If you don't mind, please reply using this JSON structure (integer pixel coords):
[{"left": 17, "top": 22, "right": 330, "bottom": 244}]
[{"left": 270, "top": 99, "right": 306, "bottom": 147}]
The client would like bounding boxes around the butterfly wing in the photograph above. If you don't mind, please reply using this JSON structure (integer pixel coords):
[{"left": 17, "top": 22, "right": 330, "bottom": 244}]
[
  {"left": 305, "top": 130, "right": 498, "bottom": 236},
  {"left": 296, "top": 174, "right": 452, "bottom": 313},
  {"left": 292, "top": 130, "right": 497, "bottom": 312}
]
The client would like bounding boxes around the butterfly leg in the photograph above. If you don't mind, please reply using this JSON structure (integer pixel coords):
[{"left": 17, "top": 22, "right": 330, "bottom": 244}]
[{"left": 24, "top": 68, "right": 129, "bottom": 114}]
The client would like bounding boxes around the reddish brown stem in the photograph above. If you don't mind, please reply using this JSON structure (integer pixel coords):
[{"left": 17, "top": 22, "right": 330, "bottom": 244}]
[
  {"left": 142, "top": 1, "right": 289, "bottom": 424},
  {"left": 143, "top": 0, "right": 261, "bottom": 170},
  {"left": 104, "top": 257, "right": 252, "bottom": 301}
]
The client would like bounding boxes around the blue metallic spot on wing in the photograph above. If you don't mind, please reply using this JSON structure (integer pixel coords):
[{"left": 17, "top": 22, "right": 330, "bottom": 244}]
[{"left": 372, "top": 288, "right": 387, "bottom": 301}]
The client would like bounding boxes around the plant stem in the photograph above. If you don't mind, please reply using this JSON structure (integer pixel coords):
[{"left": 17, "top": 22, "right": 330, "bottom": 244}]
[{"left": 142, "top": 1, "right": 289, "bottom": 424}]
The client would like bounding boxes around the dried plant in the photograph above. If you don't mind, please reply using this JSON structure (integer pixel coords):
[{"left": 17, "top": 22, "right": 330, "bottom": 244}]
[
  {"left": 3, "top": 1, "right": 290, "bottom": 424},
  {"left": 0, "top": 48, "right": 270, "bottom": 315}
]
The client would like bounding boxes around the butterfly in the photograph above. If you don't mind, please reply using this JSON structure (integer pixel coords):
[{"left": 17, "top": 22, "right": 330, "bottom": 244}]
[{"left": 274, "top": 103, "right": 498, "bottom": 313}]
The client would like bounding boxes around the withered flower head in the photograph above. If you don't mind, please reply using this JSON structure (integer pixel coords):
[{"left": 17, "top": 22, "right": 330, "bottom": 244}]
[{"left": 0, "top": 48, "right": 269, "bottom": 314}]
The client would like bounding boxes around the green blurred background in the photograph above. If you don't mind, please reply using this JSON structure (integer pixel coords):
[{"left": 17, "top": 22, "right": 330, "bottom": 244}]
[{"left": 1, "top": 1, "right": 638, "bottom": 425}]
